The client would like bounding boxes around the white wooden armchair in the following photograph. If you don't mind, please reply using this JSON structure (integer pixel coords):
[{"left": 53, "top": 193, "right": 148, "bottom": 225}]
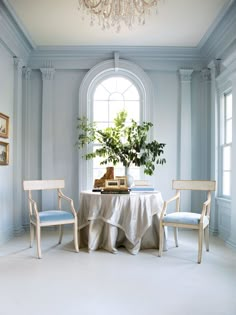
[
  {"left": 23, "top": 180, "right": 79, "bottom": 258},
  {"left": 159, "top": 180, "right": 216, "bottom": 263}
]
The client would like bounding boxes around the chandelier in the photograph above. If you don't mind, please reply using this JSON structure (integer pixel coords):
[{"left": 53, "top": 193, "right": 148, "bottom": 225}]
[{"left": 78, "top": 0, "right": 159, "bottom": 32}]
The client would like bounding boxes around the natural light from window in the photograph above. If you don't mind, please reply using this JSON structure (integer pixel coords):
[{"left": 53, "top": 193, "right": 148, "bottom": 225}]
[
  {"left": 92, "top": 76, "right": 141, "bottom": 181},
  {"left": 222, "top": 92, "right": 232, "bottom": 197}
]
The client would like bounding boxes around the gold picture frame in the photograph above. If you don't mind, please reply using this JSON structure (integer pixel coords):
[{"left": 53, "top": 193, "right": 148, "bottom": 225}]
[
  {"left": 0, "top": 113, "right": 9, "bottom": 138},
  {"left": 0, "top": 141, "right": 9, "bottom": 165},
  {"left": 105, "top": 179, "right": 120, "bottom": 189},
  {"left": 115, "top": 176, "right": 128, "bottom": 187}
]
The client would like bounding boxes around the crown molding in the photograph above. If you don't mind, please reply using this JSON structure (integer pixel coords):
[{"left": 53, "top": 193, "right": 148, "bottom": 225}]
[
  {"left": 1, "top": 0, "right": 35, "bottom": 49},
  {"left": 28, "top": 45, "right": 206, "bottom": 71},
  {"left": 1, "top": 0, "right": 235, "bottom": 72},
  {"left": 0, "top": 0, "right": 34, "bottom": 62},
  {"left": 199, "top": 0, "right": 236, "bottom": 63}
]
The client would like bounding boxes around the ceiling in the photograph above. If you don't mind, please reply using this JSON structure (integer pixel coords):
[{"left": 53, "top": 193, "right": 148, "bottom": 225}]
[{"left": 6, "top": 0, "right": 230, "bottom": 47}]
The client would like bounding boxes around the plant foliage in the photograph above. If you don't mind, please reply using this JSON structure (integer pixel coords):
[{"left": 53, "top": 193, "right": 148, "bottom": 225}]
[{"left": 76, "top": 110, "right": 166, "bottom": 176}]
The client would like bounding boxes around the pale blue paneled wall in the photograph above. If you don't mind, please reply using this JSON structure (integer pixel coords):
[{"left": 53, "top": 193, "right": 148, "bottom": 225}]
[
  {"left": 53, "top": 69, "right": 87, "bottom": 208},
  {"left": 26, "top": 66, "right": 184, "bottom": 209},
  {"left": 0, "top": 43, "right": 14, "bottom": 245},
  {"left": 147, "top": 70, "right": 179, "bottom": 201},
  {"left": 26, "top": 65, "right": 207, "bottom": 210},
  {"left": 0, "top": 0, "right": 236, "bottom": 248}
]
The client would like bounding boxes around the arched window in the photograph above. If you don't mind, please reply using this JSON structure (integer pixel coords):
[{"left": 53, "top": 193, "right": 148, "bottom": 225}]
[
  {"left": 78, "top": 58, "right": 153, "bottom": 192},
  {"left": 93, "top": 76, "right": 141, "bottom": 181}
]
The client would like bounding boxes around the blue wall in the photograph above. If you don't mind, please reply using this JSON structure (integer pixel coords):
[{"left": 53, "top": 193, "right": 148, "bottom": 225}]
[{"left": 0, "top": 0, "right": 236, "bottom": 248}]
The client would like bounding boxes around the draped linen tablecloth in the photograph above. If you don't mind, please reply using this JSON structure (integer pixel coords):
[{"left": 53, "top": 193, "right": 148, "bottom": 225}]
[{"left": 78, "top": 191, "right": 167, "bottom": 254}]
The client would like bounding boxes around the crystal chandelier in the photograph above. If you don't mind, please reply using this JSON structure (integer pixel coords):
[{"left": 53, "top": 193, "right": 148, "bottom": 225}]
[{"left": 78, "top": 0, "right": 159, "bottom": 32}]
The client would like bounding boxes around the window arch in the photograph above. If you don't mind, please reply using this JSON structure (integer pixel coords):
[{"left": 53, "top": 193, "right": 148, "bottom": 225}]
[
  {"left": 78, "top": 58, "right": 153, "bottom": 192},
  {"left": 93, "top": 75, "right": 141, "bottom": 181}
]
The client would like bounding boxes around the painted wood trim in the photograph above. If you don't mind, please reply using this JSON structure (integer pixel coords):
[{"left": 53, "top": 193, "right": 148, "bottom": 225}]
[
  {"left": 172, "top": 180, "right": 216, "bottom": 191},
  {"left": 23, "top": 179, "right": 65, "bottom": 191}
]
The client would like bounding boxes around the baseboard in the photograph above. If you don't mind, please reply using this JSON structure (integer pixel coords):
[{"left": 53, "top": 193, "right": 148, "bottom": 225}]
[{"left": 225, "top": 239, "right": 236, "bottom": 250}]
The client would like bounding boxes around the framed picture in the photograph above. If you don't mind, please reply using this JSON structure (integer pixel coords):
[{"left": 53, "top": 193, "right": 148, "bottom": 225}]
[
  {"left": 0, "top": 141, "right": 9, "bottom": 165},
  {"left": 115, "top": 176, "right": 128, "bottom": 187},
  {"left": 105, "top": 179, "right": 120, "bottom": 189},
  {"left": 0, "top": 113, "right": 9, "bottom": 138}
]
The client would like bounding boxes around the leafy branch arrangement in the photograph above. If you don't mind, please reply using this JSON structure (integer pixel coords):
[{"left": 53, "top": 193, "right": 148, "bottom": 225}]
[{"left": 76, "top": 110, "right": 166, "bottom": 176}]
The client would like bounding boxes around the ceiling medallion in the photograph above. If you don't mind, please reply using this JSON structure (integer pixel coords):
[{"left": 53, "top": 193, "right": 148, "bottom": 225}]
[{"left": 78, "top": 0, "right": 159, "bottom": 32}]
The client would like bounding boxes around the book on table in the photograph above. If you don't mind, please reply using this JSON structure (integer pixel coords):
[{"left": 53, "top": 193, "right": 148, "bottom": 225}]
[
  {"left": 101, "top": 187, "right": 130, "bottom": 194},
  {"left": 130, "top": 180, "right": 155, "bottom": 192}
]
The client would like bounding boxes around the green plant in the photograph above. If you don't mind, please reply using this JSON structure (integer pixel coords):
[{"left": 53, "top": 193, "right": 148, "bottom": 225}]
[{"left": 76, "top": 110, "right": 166, "bottom": 176}]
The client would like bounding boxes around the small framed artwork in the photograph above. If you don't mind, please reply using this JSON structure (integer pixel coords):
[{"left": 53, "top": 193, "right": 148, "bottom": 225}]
[
  {"left": 105, "top": 179, "right": 120, "bottom": 189},
  {"left": 0, "top": 141, "right": 9, "bottom": 165},
  {"left": 115, "top": 176, "right": 128, "bottom": 187},
  {"left": 0, "top": 113, "right": 9, "bottom": 138}
]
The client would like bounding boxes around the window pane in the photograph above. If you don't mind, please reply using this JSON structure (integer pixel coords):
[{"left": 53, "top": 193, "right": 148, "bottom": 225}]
[
  {"left": 116, "top": 77, "right": 132, "bottom": 93},
  {"left": 102, "top": 77, "right": 117, "bottom": 93},
  {"left": 123, "top": 85, "right": 140, "bottom": 100},
  {"left": 223, "top": 146, "right": 231, "bottom": 171},
  {"left": 94, "top": 122, "right": 109, "bottom": 130},
  {"left": 226, "top": 94, "right": 232, "bottom": 119},
  {"left": 125, "top": 101, "right": 140, "bottom": 122},
  {"left": 92, "top": 76, "right": 141, "bottom": 181},
  {"left": 109, "top": 101, "right": 125, "bottom": 121},
  {"left": 94, "top": 85, "right": 110, "bottom": 100},
  {"left": 223, "top": 171, "right": 231, "bottom": 196},
  {"left": 93, "top": 101, "right": 108, "bottom": 121},
  {"left": 109, "top": 92, "right": 124, "bottom": 102},
  {"left": 226, "top": 119, "right": 232, "bottom": 144}
]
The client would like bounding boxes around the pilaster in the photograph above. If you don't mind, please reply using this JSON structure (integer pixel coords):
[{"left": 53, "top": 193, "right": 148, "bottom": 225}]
[
  {"left": 227, "top": 72, "right": 236, "bottom": 248},
  {"left": 178, "top": 69, "right": 193, "bottom": 211},
  {"left": 200, "top": 68, "right": 211, "bottom": 180},
  {"left": 208, "top": 60, "right": 220, "bottom": 234},
  {"left": 22, "top": 67, "right": 32, "bottom": 227},
  {"left": 40, "top": 67, "right": 55, "bottom": 210},
  {"left": 13, "top": 57, "right": 24, "bottom": 234}
]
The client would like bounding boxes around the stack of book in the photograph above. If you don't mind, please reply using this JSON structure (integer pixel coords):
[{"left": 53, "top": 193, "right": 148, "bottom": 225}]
[
  {"left": 101, "top": 187, "right": 130, "bottom": 194},
  {"left": 130, "top": 180, "right": 155, "bottom": 192}
]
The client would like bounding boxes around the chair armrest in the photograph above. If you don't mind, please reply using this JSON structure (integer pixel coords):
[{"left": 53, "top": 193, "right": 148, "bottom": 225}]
[
  {"left": 28, "top": 197, "right": 39, "bottom": 220},
  {"left": 200, "top": 198, "right": 211, "bottom": 223},
  {"left": 160, "top": 192, "right": 180, "bottom": 220},
  {"left": 58, "top": 190, "right": 77, "bottom": 216}
]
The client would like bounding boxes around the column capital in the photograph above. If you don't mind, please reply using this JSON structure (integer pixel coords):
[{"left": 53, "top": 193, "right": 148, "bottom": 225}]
[
  {"left": 40, "top": 68, "right": 55, "bottom": 80},
  {"left": 23, "top": 67, "right": 32, "bottom": 80},
  {"left": 201, "top": 68, "right": 211, "bottom": 81},
  {"left": 179, "top": 69, "right": 193, "bottom": 82},
  {"left": 13, "top": 57, "right": 24, "bottom": 71},
  {"left": 208, "top": 59, "right": 221, "bottom": 78}
]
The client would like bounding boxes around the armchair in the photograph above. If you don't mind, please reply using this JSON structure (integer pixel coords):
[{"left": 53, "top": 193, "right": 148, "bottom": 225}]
[
  {"left": 159, "top": 180, "right": 216, "bottom": 263},
  {"left": 23, "top": 179, "right": 79, "bottom": 258}
]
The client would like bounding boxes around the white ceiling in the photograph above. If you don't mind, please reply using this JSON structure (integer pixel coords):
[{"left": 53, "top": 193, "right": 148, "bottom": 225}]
[{"left": 7, "top": 0, "right": 230, "bottom": 47}]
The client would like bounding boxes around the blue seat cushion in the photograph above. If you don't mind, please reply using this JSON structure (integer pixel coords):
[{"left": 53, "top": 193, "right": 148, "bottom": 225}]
[
  {"left": 162, "top": 212, "right": 209, "bottom": 226},
  {"left": 35, "top": 210, "right": 74, "bottom": 223}
]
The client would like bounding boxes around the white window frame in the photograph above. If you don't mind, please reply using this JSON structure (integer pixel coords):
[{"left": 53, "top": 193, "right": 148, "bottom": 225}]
[
  {"left": 92, "top": 75, "right": 142, "bottom": 181},
  {"left": 78, "top": 58, "right": 154, "bottom": 192},
  {"left": 219, "top": 90, "right": 232, "bottom": 199}
]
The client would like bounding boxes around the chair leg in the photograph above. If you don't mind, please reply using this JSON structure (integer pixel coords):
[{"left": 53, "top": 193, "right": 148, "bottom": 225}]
[
  {"left": 29, "top": 222, "right": 34, "bottom": 248},
  {"left": 174, "top": 227, "right": 179, "bottom": 247},
  {"left": 36, "top": 224, "right": 42, "bottom": 259},
  {"left": 74, "top": 219, "right": 79, "bottom": 253},
  {"left": 158, "top": 223, "right": 163, "bottom": 257},
  {"left": 58, "top": 225, "right": 64, "bottom": 244},
  {"left": 198, "top": 228, "right": 203, "bottom": 264},
  {"left": 205, "top": 225, "right": 210, "bottom": 252}
]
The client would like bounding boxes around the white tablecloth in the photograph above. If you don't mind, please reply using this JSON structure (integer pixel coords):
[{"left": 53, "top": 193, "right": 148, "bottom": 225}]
[{"left": 78, "top": 191, "right": 167, "bottom": 254}]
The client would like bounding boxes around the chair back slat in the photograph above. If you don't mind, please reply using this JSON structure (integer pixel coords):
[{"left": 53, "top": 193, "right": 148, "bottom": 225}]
[
  {"left": 172, "top": 180, "right": 216, "bottom": 191},
  {"left": 23, "top": 180, "right": 65, "bottom": 191}
]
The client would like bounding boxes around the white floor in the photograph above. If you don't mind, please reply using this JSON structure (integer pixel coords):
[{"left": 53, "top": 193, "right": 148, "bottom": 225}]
[{"left": 0, "top": 229, "right": 236, "bottom": 315}]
